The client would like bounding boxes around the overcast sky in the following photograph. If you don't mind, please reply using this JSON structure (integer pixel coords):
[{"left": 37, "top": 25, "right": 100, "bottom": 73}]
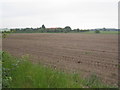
[{"left": 0, "top": 0, "right": 119, "bottom": 29}]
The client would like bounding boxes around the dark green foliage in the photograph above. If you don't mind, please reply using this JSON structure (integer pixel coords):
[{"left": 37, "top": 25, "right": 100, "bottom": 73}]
[
  {"left": 64, "top": 26, "right": 72, "bottom": 33},
  {"left": 77, "top": 28, "right": 80, "bottom": 32},
  {"left": 80, "top": 30, "right": 90, "bottom": 32},
  {"left": 95, "top": 30, "right": 100, "bottom": 33},
  {"left": 103, "top": 28, "right": 106, "bottom": 31},
  {"left": 42, "top": 24, "right": 46, "bottom": 29},
  {"left": 2, "top": 51, "right": 19, "bottom": 88},
  {"left": 8, "top": 25, "right": 118, "bottom": 34},
  {"left": 10, "top": 25, "right": 74, "bottom": 33},
  {"left": 2, "top": 31, "right": 11, "bottom": 34}
]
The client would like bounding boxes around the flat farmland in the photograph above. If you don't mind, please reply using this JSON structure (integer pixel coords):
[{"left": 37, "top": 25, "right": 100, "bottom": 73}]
[{"left": 2, "top": 33, "right": 118, "bottom": 86}]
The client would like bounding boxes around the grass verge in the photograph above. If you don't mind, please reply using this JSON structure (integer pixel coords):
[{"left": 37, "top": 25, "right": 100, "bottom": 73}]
[{"left": 2, "top": 51, "right": 115, "bottom": 88}]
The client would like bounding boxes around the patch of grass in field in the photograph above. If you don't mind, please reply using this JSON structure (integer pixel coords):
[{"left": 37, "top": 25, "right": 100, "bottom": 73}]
[
  {"left": 76, "top": 31, "right": 119, "bottom": 34},
  {"left": 100, "top": 31, "right": 119, "bottom": 34},
  {"left": 2, "top": 52, "right": 116, "bottom": 88},
  {"left": 12, "top": 31, "right": 119, "bottom": 34},
  {"left": 2, "top": 32, "right": 11, "bottom": 39}
]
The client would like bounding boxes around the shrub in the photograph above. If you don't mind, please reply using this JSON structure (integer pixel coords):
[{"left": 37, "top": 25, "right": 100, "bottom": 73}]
[{"left": 95, "top": 30, "right": 100, "bottom": 33}]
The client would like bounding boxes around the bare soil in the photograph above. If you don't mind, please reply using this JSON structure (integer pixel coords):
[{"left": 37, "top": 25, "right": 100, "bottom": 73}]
[{"left": 2, "top": 33, "right": 118, "bottom": 86}]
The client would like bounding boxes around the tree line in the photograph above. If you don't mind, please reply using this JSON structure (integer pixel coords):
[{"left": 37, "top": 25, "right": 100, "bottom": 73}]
[{"left": 8, "top": 25, "right": 90, "bottom": 33}]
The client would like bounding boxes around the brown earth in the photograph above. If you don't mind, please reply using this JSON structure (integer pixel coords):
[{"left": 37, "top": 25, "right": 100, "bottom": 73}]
[{"left": 2, "top": 33, "right": 118, "bottom": 86}]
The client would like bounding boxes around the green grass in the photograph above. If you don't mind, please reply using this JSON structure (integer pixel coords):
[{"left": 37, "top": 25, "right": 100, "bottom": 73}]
[
  {"left": 0, "top": 51, "right": 2, "bottom": 89},
  {"left": 2, "top": 52, "right": 116, "bottom": 88},
  {"left": 75, "top": 31, "right": 119, "bottom": 34},
  {"left": 99, "top": 31, "right": 119, "bottom": 34},
  {"left": 12, "top": 31, "right": 119, "bottom": 34}
]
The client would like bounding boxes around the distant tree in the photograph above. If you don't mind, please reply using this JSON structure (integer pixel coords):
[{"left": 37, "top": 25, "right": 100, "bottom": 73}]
[
  {"left": 76, "top": 28, "right": 80, "bottom": 32},
  {"left": 40, "top": 28, "right": 44, "bottom": 33},
  {"left": 103, "top": 27, "right": 106, "bottom": 31},
  {"left": 10, "top": 29, "right": 16, "bottom": 33},
  {"left": 64, "top": 26, "right": 71, "bottom": 30},
  {"left": 42, "top": 24, "right": 46, "bottom": 29},
  {"left": 64, "top": 26, "right": 71, "bottom": 33}
]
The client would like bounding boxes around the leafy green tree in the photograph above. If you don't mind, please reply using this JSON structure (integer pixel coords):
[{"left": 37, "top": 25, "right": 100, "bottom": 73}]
[
  {"left": 64, "top": 26, "right": 71, "bottom": 33},
  {"left": 103, "top": 27, "right": 106, "bottom": 31},
  {"left": 77, "top": 28, "right": 80, "bottom": 32},
  {"left": 42, "top": 24, "right": 46, "bottom": 29},
  {"left": 64, "top": 26, "right": 71, "bottom": 30}
]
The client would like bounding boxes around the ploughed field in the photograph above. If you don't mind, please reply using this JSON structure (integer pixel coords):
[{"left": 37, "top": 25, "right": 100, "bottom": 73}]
[{"left": 3, "top": 33, "right": 118, "bottom": 86}]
